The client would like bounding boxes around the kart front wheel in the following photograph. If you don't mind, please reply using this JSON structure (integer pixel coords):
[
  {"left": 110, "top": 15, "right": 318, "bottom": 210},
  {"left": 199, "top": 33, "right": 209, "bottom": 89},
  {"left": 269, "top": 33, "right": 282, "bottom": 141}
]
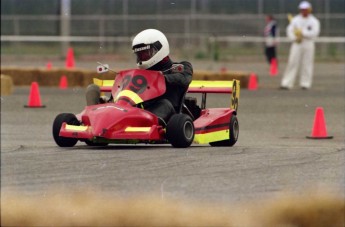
[
  {"left": 53, "top": 113, "right": 79, "bottom": 147},
  {"left": 166, "top": 114, "right": 194, "bottom": 148},
  {"left": 210, "top": 114, "right": 239, "bottom": 147}
]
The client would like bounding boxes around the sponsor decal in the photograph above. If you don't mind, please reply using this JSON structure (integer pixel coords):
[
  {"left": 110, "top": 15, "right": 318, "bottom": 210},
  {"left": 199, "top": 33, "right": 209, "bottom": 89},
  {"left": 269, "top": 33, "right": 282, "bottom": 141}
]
[
  {"left": 171, "top": 64, "right": 184, "bottom": 73},
  {"left": 134, "top": 45, "right": 150, "bottom": 52}
]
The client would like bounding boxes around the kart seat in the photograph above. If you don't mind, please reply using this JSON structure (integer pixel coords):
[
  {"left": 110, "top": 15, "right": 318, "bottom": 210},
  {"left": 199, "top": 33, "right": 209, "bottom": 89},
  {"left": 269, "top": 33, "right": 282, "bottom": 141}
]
[{"left": 175, "top": 91, "right": 200, "bottom": 120}]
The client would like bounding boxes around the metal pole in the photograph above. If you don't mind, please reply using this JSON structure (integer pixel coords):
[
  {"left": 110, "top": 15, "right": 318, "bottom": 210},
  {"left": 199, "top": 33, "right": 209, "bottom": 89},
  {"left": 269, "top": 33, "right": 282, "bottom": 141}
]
[
  {"left": 60, "top": 0, "right": 71, "bottom": 57},
  {"left": 324, "top": 0, "right": 330, "bottom": 36},
  {"left": 258, "top": 0, "right": 263, "bottom": 34},
  {"left": 324, "top": 0, "right": 330, "bottom": 58},
  {"left": 123, "top": 0, "right": 128, "bottom": 36},
  {"left": 191, "top": 0, "right": 196, "bottom": 52},
  {"left": 258, "top": 0, "right": 263, "bottom": 15}
]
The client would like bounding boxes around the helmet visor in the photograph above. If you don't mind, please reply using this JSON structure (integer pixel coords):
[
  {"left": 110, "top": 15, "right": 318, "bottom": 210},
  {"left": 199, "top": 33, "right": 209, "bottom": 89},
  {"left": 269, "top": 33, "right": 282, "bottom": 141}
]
[
  {"left": 133, "top": 44, "right": 158, "bottom": 63},
  {"left": 133, "top": 41, "right": 163, "bottom": 64}
]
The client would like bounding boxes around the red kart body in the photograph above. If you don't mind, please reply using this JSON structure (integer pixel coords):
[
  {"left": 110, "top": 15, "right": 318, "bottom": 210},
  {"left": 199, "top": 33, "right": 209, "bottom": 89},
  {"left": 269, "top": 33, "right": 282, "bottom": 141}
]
[
  {"left": 53, "top": 68, "right": 240, "bottom": 147},
  {"left": 59, "top": 69, "right": 167, "bottom": 142}
]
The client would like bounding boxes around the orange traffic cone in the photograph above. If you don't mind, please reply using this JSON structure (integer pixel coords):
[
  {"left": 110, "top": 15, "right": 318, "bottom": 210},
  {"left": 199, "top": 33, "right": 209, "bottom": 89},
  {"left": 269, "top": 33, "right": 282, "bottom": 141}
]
[
  {"left": 65, "top": 47, "right": 75, "bottom": 69},
  {"left": 248, "top": 73, "right": 258, "bottom": 90},
  {"left": 46, "top": 61, "right": 52, "bottom": 70},
  {"left": 24, "top": 82, "right": 46, "bottom": 108},
  {"left": 270, "top": 58, "right": 278, "bottom": 76},
  {"left": 59, "top": 75, "right": 68, "bottom": 89},
  {"left": 306, "top": 107, "right": 333, "bottom": 139}
]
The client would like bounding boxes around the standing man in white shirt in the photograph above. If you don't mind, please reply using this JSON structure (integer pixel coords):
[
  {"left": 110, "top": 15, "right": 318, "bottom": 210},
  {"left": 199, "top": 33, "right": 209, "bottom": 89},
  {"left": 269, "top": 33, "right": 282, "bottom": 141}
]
[{"left": 280, "top": 1, "right": 320, "bottom": 90}]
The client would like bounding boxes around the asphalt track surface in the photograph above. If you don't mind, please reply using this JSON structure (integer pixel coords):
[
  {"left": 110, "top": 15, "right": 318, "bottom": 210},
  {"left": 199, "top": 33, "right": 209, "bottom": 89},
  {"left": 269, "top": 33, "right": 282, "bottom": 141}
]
[{"left": 1, "top": 62, "right": 344, "bottom": 204}]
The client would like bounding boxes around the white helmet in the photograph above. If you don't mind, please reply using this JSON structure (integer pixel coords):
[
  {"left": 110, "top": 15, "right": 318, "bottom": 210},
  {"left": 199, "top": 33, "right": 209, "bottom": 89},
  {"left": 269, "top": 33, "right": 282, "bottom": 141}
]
[{"left": 132, "top": 29, "right": 170, "bottom": 69}]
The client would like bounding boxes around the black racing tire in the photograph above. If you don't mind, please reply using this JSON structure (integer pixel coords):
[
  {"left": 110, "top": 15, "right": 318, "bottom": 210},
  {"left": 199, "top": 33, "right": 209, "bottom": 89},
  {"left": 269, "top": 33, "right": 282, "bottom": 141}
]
[
  {"left": 53, "top": 113, "right": 79, "bottom": 147},
  {"left": 84, "top": 140, "right": 109, "bottom": 147},
  {"left": 210, "top": 114, "right": 239, "bottom": 147},
  {"left": 166, "top": 114, "right": 194, "bottom": 148}
]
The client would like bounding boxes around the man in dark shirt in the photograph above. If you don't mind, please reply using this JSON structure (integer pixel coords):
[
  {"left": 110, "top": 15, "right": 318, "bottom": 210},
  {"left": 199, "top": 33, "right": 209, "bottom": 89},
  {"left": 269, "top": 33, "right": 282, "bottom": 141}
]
[{"left": 264, "top": 14, "right": 278, "bottom": 64}]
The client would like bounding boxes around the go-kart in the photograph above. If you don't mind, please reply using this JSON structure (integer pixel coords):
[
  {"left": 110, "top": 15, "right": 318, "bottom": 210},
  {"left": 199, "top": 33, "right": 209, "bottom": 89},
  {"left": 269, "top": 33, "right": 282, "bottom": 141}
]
[{"left": 53, "top": 66, "right": 240, "bottom": 148}]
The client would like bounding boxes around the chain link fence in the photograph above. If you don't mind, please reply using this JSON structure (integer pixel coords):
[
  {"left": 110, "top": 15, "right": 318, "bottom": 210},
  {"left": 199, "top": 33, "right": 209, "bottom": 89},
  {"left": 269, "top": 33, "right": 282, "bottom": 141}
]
[{"left": 1, "top": 0, "right": 344, "bottom": 61}]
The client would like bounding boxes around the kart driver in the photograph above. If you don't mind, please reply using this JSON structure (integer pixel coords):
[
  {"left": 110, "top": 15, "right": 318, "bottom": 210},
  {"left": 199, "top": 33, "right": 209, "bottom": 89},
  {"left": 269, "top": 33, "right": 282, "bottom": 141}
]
[{"left": 86, "top": 28, "right": 193, "bottom": 125}]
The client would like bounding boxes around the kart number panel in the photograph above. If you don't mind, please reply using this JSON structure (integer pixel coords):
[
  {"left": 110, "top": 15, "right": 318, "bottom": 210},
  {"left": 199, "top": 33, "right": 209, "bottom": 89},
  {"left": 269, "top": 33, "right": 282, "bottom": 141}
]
[{"left": 112, "top": 69, "right": 166, "bottom": 105}]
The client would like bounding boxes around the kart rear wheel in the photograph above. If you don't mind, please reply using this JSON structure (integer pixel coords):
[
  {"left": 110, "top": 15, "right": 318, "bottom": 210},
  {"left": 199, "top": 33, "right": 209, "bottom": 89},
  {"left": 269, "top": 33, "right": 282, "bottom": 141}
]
[
  {"left": 210, "top": 114, "right": 239, "bottom": 147},
  {"left": 53, "top": 113, "right": 79, "bottom": 147},
  {"left": 166, "top": 114, "right": 194, "bottom": 148}
]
